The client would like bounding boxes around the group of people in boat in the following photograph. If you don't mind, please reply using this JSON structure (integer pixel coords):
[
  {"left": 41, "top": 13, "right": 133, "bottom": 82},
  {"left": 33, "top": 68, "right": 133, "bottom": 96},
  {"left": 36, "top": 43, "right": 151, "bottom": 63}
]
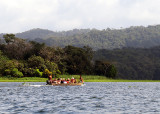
[{"left": 46, "top": 75, "right": 83, "bottom": 85}]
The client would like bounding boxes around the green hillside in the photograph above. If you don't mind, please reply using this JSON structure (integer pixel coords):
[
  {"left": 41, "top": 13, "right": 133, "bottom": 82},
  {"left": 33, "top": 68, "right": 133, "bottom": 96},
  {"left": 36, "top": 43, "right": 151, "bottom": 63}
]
[
  {"left": 94, "top": 46, "right": 160, "bottom": 80},
  {"left": 0, "top": 33, "right": 160, "bottom": 80},
  {"left": 11, "top": 25, "right": 160, "bottom": 49}
]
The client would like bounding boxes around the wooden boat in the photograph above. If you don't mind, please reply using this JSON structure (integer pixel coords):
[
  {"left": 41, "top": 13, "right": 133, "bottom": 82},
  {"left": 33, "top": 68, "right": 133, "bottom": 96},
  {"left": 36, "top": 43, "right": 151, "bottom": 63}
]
[
  {"left": 51, "top": 82, "right": 83, "bottom": 86},
  {"left": 46, "top": 75, "right": 84, "bottom": 86},
  {"left": 46, "top": 80, "right": 83, "bottom": 86}
]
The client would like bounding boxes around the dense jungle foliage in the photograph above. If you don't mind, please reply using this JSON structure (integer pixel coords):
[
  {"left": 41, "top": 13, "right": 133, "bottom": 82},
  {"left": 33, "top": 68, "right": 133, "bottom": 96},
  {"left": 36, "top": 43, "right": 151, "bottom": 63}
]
[
  {"left": 94, "top": 47, "right": 160, "bottom": 80},
  {"left": 0, "top": 34, "right": 117, "bottom": 78}
]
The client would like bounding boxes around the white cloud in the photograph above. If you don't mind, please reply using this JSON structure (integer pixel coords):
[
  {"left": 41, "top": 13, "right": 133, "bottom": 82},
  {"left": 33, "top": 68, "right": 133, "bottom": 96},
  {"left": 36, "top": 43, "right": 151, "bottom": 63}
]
[{"left": 0, "top": 0, "right": 160, "bottom": 33}]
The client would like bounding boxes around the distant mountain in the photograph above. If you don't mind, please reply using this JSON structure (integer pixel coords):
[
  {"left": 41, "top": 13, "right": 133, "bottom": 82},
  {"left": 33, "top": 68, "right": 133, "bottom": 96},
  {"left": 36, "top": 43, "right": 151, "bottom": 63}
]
[
  {"left": 16, "top": 28, "right": 54, "bottom": 40},
  {"left": 1, "top": 25, "right": 160, "bottom": 49},
  {"left": 15, "top": 28, "right": 91, "bottom": 40}
]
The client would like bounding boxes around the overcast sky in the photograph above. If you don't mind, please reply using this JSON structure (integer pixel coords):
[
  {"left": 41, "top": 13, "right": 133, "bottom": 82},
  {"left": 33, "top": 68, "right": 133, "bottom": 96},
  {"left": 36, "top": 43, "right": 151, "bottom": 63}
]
[{"left": 0, "top": 0, "right": 160, "bottom": 33}]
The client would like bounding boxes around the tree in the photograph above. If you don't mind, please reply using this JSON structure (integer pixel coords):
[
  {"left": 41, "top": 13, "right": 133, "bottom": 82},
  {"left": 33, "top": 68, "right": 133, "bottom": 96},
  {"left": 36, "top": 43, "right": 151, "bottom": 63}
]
[
  {"left": 94, "top": 61, "right": 117, "bottom": 78},
  {"left": 106, "top": 65, "right": 117, "bottom": 78},
  {"left": 0, "top": 50, "right": 9, "bottom": 76},
  {"left": 28, "top": 55, "right": 45, "bottom": 71},
  {"left": 29, "top": 41, "right": 45, "bottom": 56},
  {"left": 4, "top": 38, "right": 32, "bottom": 60},
  {"left": 64, "top": 45, "right": 93, "bottom": 74},
  {"left": 39, "top": 46, "right": 54, "bottom": 61},
  {"left": 3, "top": 34, "right": 16, "bottom": 44},
  {"left": 45, "top": 60, "right": 60, "bottom": 76}
]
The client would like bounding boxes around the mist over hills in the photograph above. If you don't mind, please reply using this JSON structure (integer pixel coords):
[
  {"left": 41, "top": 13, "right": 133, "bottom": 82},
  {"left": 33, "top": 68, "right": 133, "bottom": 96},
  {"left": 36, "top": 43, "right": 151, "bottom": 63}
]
[{"left": 1, "top": 25, "right": 160, "bottom": 49}]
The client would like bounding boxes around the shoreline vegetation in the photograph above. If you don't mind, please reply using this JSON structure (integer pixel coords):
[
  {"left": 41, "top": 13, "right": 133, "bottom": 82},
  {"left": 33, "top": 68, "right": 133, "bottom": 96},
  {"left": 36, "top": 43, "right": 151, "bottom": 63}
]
[{"left": 0, "top": 75, "right": 160, "bottom": 82}]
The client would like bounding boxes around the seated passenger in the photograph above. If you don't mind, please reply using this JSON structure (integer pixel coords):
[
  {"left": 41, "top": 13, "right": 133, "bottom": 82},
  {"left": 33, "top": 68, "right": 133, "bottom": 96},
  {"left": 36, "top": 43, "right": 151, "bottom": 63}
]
[
  {"left": 53, "top": 78, "right": 57, "bottom": 84},
  {"left": 57, "top": 78, "right": 61, "bottom": 84},
  {"left": 74, "top": 79, "right": 77, "bottom": 83},
  {"left": 61, "top": 78, "right": 64, "bottom": 84},
  {"left": 71, "top": 77, "right": 74, "bottom": 83},
  {"left": 66, "top": 78, "right": 70, "bottom": 83},
  {"left": 60, "top": 78, "right": 66, "bottom": 84},
  {"left": 63, "top": 79, "right": 67, "bottom": 84}
]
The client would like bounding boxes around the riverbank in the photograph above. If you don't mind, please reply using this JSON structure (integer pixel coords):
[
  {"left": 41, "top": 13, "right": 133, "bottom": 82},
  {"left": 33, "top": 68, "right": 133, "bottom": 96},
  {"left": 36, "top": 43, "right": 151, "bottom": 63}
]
[
  {"left": 0, "top": 77, "right": 47, "bottom": 82},
  {"left": 0, "top": 75, "right": 160, "bottom": 82}
]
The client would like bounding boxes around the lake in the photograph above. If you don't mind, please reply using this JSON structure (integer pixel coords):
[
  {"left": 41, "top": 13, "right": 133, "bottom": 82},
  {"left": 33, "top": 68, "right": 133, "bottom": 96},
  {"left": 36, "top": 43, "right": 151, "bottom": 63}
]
[{"left": 0, "top": 82, "right": 160, "bottom": 113}]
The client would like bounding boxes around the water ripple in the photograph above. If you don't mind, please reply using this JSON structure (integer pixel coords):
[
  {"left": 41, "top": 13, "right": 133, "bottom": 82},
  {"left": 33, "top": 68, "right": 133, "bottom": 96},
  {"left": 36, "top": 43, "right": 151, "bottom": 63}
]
[{"left": 0, "top": 82, "right": 160, "bottom": 113}]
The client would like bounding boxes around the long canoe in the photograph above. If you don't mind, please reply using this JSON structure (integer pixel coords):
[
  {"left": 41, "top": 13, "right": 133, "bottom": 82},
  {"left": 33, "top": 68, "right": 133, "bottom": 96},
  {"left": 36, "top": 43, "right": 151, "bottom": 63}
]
[{"left": 49, "top": 82, "right": 84, "bottom": 86}]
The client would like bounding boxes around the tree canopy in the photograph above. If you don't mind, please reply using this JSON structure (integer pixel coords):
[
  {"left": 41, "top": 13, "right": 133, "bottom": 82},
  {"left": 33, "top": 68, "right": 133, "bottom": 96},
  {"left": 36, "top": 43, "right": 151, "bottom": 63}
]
[
  {"left": 0, "top": 35, "right": 117, "bottom": 78},
  {"left": 94, "top": 46, "right": 160, "bottom": 79}
]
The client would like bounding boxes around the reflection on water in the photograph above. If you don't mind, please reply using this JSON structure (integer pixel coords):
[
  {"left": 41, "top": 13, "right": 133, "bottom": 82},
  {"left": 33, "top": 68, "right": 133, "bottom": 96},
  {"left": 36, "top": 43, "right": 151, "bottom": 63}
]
[{"left": 0, "top": 82, "right": 160, "bottom": 113}]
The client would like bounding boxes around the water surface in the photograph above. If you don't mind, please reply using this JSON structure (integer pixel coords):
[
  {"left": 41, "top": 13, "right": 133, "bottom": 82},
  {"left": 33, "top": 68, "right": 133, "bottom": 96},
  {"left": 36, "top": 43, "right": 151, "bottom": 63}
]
[{"left": 0, "top": 82, "right": 160, "bottom": 113}]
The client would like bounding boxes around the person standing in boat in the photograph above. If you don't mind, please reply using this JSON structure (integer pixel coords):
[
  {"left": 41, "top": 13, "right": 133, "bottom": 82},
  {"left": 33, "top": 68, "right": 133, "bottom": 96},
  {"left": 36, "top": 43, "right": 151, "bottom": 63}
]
[{"left": 47, "top": 75, "right": 53, "bottom": 85}]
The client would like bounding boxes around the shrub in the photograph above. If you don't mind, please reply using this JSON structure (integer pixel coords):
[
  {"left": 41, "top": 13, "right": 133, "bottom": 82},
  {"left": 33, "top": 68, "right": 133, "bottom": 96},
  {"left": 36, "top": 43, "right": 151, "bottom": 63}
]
[
  {"left": 4, "top": 69, "right": 11, "bottom": 75},
  {"left": 43, "top": 69, "right": 52, "bottom": 78},
  {"left": 17, "top": 62, "right": 24, "bottom": 72},
  {"left": 26, "top": 68, "right": 36, "bottom": 77},
  {"left": 14, "top": 71, "right": 23, "bottom": 78},
  {"left": 11, "top": 68, "right": 23, "bottom": 78},
  {"left": 34, "top": 69, "right": 43, "bottom": 77},
  {"left": 11, "top": 68, "right": 18, "bottom": 74},
  {"left": 4, "top": 68, "right": 23, "bottom": 78}
]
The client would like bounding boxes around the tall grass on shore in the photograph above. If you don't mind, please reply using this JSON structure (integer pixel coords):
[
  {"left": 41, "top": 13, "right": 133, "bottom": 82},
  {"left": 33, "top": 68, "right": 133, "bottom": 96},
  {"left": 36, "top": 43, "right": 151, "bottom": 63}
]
[
  {"left": 0, "top": 77, "right": 47, "bottom": 82},
  {"left": 59, "top": 75, "right": 108, "bottom": 80},
  {"left": 0, "top": 75, "right": 160, "bottom": 82}
]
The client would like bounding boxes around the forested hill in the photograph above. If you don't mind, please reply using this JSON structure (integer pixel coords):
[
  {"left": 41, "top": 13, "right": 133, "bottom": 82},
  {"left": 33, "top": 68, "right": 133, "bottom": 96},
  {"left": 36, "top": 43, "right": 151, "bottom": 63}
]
[
  {"left": 94, "top": 46, "right": 160, "bottom": 80},
  {"left": 16, "top": 28, "right": 54, "bottom": 40},
  {"left": 1, "top": 33, "right": 160, "bottom": 80},
  {"left": 16, "top": 28, "right": 91, "bottom": 40},
  {"left": 1, "top": 25, "right": 160, "bottom": 49}
]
